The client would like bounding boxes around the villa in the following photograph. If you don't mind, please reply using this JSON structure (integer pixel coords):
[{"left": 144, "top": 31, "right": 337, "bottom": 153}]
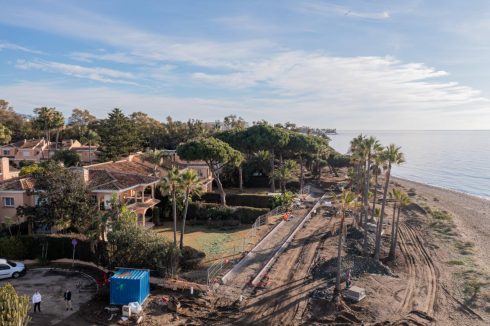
[
  {"left": 0, "top": 153, "right": 213, "bottom": 227},
  {"left": 0, "top": 138, "right": 99, "bottom": 165}
]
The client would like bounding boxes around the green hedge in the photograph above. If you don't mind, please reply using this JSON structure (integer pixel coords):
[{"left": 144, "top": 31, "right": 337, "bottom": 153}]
[
  {"left": 196, "top": 193, "right": 273, "bottom": 209},
  {"left": 188, "top": 202, "right": 269, "bottom": 224},
  {"left": 0, "top": 235, "right": 108, "bottom": 266}
]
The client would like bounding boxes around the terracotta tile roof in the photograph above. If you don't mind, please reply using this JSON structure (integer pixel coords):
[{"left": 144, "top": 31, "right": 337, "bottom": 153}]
[
  {"left": 87, "top": 160, "right": 155, "bottom": 176},
  {"left": 88, "top": 170, "right": 158, "bottom": 191},
  {"left": 14, "top": 139, "right": 45, "bottom": 149},
  {"left": 0, "top": 176, "right": 35, "bottom": 191}
]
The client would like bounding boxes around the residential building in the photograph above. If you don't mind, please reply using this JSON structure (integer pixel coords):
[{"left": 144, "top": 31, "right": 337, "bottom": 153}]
[
  {"left": 0, "top": 157, "right": 19, "bottom": 181},
  {"left": 0, "top": 138, "right": 99, "bottom": 165}
]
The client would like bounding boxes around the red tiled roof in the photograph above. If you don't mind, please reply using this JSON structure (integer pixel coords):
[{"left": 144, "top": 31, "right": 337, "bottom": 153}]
[
  {"left": 87, "top": 159, "right": 155, "bottom": 176},
  {"left": 0, "top": 176, "right": 35, "bottom": 191},
  {"left": 88, "top": 170, "right": 158, "bottom": 191},
  {"left": 15, "top": 139, "right": 45, "bottom": 149}
]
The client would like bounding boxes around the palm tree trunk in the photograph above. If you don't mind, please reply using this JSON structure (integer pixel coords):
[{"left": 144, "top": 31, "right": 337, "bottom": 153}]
[
  {"left": 172, "top": 191, "right": 177, "bottom": 247},
  {"left": 238, "top": 165, "right": 243, "bottom": 192},
  {"left": 388, "top": 203, "right": 397, "bottom": 260},
  {"left": 180, "top": 189, "right": 190, "bottom": 250},
  {"left": 88, "top": 140, "right": 92, "bottom": 164},
  {"left": 363, "top": 155, "right": 371, "bottom": 224},
  {"left": 374, "top": 165, "right": 391, "bottom": 261},
  {"left": 391, "top": 205, "right": 402, "bottom": 261},
  {"left": 336, "top": 212, "right": 346, "bottom": 292},
  {"left": 371, "top": 173, "right": 378, "bottom": 221},
  {"left": 55, "top": 129, "right": 60, "bottom": 150},
  {"left": 270, "top": 149, "right": 275, "bottom": 192},
  {"left": 299, "top": 154, "right": 304, "bottom": 193}
]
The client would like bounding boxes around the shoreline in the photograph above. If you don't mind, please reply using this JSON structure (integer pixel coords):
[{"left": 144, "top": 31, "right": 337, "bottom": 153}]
[
  {"left": 390, "top": 176, "right": 490, "bottom": 274},
  {"left": 391, "top": 175, "right": 490, "bottom": 203}
]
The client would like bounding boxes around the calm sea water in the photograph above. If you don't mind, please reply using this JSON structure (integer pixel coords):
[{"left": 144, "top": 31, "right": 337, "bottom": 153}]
[{"left": 329, "top": 130, "right": 490, "bottom": 200}]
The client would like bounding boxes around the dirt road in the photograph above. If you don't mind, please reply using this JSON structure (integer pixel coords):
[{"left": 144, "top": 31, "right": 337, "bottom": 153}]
[{"left": 233, "top": 212, "right": 336, "bottom": 325}]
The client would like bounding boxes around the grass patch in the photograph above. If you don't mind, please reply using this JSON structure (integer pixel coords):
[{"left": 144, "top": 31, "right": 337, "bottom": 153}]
[
  {"left": 454, "top": 240, "right": 475, "bottom": 255},
  {"left": 463, "top": 279, "right": 485, "bottom": 304},
  {"left": 155, "top": 222, "right": 252, "bottom": 262},
  {"left": 447, "top": 260, "right": 465, "bottom": 266},
  {"left": 430, "top": 209, "right": 452, "bottom": 221}
]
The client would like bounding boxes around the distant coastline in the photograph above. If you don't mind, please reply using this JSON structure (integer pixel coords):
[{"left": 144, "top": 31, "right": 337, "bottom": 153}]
[{"left": 392, "top": 176, "right": 490, "bottom": 202}]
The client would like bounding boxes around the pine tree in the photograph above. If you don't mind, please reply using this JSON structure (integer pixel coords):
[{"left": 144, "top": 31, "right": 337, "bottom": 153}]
[{"left": 98, "top": 108, "right": 141, "bottom": 161}]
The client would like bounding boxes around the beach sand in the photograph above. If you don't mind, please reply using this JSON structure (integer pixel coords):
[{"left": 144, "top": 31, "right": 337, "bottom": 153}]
[{"left": 392, "top": 177, "right": 490, "bottom": 267}]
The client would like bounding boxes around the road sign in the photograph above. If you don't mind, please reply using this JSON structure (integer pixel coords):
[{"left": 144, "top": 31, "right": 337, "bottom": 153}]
[{"left": 72, "top": 239, "right": 78, "bottom": 247}]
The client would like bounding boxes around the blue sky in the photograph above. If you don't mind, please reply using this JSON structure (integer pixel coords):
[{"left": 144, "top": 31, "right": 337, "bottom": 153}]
[{"left": 1, "top": 0, "right": 489, "bottom": 129}]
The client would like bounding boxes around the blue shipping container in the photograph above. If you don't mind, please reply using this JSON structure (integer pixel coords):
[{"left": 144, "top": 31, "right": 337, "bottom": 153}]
[{"left": 110, "top": 268, "right": 150, "bottom": 305}]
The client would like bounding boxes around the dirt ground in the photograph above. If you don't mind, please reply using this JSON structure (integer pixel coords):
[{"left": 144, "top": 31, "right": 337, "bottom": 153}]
[
  {"left": 3, "top": 268, "right": 97, "bottom": 325},
  {"left": 42, "top": 171, "right": 490, "bottom": 325}
]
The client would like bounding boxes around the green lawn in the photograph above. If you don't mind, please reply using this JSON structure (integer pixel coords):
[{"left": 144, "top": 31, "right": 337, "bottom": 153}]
[
  {"left": 154, "top": 215, "right": 283, "bottom": 263},
  {"left": 154, "top": 222, "right": 252, "bottom": 261}
]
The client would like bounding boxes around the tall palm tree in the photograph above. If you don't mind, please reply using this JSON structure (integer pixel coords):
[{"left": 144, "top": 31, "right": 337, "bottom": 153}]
[
  {"left": 335, "top": 190, "right": 358, "bottom": 293},
  {"left": 370, "top": 151, "right": 385, "bottom": 221},
  {"left": 374, "top": 144, "right": 405, "bottom": 261},
  {"left": 81, "top": 130, "right": 100, "bottom": 164},
  {"left": 159, "top": 166, "right": 181, "bottom": 248},
  {"left": 389, "top": 189, "right": 410, "bottom": 261},
  {"left": 178, "top": 169, "right": 202, "bottom": 250},
  {"left": 349, "top": 134, "right": 366, "bottom": 193},
  {"left": 144, "top": 149, "right": 163, "bottom": 176}
]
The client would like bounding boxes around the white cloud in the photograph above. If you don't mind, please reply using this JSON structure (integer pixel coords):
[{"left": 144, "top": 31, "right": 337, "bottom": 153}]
[
  {"left": 2, "top": 80, "right": 489, "bottom": 130},
  {"left": 70, "top": 51, "right": 142, "bottom": 65},
  {"left": 0, "top": 4, "right": 275, "bottom": 68},
  {"left": 299, "top": 2, "right": 391, "bottom": 20},
  {"left": 15, "top": 60, "right": 137, "bottom": 85},
  {"left": 192, "top": 52, "right": 485, "bottom": 111},
  {"left": 0, "top": 41, "right": 43, "bottom": 54}
]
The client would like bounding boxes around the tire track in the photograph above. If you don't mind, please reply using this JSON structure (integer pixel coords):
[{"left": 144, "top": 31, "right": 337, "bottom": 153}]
[{"left": 396, "top": 223, "right": 438, "bottom": 317}]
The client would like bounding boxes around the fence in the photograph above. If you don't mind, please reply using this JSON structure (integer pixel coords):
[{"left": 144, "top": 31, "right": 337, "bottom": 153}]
[{"left": 205, "top": 205, "right": 286, "bottom": 286}]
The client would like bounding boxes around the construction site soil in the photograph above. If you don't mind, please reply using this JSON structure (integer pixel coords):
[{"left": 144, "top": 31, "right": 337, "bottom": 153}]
[{"left": 53, "top": 173, "right": 489, "bottom": 325}]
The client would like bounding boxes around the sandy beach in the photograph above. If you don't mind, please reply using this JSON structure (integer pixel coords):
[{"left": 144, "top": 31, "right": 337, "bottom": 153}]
[{"left": 392, "top": 177, "right": 490, "bottom": 268}]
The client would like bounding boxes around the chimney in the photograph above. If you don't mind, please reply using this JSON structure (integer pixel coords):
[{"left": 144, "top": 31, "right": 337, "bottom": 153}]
[
  {"left": 0, "top": 157, "right": 10, "bottom": 181},
  {"left": 73, "top": 167, "right": 90, "bottom": 183}
]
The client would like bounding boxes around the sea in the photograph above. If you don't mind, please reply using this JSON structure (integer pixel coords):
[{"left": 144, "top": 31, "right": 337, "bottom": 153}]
[{"left": 329, "top": 130, "right": 490, "bottom": 200}]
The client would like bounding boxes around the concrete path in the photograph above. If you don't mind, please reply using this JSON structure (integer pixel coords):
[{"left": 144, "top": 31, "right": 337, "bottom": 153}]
[{"left": 220, "top": 191, "right": 322, "bottom": 294}]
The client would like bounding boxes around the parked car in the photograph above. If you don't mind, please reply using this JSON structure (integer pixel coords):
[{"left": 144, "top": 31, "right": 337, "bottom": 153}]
[{"left": 0, "top": 259, "right": 26, "bottom": 279}]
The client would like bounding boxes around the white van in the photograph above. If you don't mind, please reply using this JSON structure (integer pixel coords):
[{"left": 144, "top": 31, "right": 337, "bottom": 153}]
[{"left": 0, "top": 259, "right": 26, "bottom": 279}]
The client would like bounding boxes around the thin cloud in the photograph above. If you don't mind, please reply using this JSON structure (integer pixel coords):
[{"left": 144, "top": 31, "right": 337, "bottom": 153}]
[
  {"left": 15, "top": 59, "right": 137, "bottom": 85},
  {"left": 0, "top": 41, "right": 43, "bottom": 54},
  {"left": 299, "top": 2, "right": 390, "bottom": 20}
]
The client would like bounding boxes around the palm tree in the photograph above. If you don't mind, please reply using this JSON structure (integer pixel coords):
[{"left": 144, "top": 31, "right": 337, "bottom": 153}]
[
  {"left": 159, "top": 166, "right": 181, "bottom": 248},
  {"left": 81, "top": 130, "right": 100, "bottom": 164},
  {"left": 389, "top": 189, "right": 410, "bottom": 261},
  {"left": 335, "top": 190, "right": 358, "bottom": 293},
  {"left": 374, "top": 144, "right": 405, "bottom": 261},
  {"left": 144, "top": 149, "right": 163, "bottom": 176},
  {"left": 370, "top": 151, "right": 385, "bottom": 221},
  {"left": 178, "top": 169, "right": 202, "bottom": 249},
  {"left": 273, "top": 159, "right": 298, "bottom": 193},
  {"left": 349, "top": 134, "right": 366, "bottom": 193}
]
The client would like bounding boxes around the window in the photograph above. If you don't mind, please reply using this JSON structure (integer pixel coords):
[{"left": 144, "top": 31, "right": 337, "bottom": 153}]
[
  {"left": 3, "top": 197, "right": 15, "bottom": 207},
  {"left": 2, "top": 150, "right": 9, "bottom": 156},
  {"left": 7, "top": 261, "right": 16, "bottom": 267},
  {"left": 22, "top": 150, "right": 30, "bottom": 156},
  {"left": 0, "top": 264, "right": 10, "bottom": 270}
]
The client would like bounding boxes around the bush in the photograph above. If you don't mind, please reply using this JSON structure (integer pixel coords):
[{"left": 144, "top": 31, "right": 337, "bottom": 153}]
[
  {"left": 188, "top": 202, "right": 269, "bottom": 224},
  {"left": 0, "top": 235, "right": 108, "bottom": 266},
  {"left": 196, "top": 193, "right": 273, "bottom": 209},
  {"left": 0, "top": 237, "right": 26, "bottom": 260},
  {"left": 271, "top": 191, "right": 294, "bottom": 210},
  {"left": 180, "top": 246, "right": 206, "bottom": 270}
]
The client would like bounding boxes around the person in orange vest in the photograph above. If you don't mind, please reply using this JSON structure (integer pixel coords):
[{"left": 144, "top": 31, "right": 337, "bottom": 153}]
[{"left": 283, "top": 213, "right": 288, "bottom": 221}]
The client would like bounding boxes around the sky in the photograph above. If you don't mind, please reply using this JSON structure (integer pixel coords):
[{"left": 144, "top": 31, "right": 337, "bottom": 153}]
[{"left": 1, "top": 0, "right": 490, "bottom": 129}]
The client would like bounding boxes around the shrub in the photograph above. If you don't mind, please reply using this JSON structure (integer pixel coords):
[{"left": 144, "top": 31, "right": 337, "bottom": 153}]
[
  {"left": 180, "top": 246, "right": 206, "bottom": 270},
  {"left": 0, "top": 283, "right": 31, "bottom": 326},
  {"left": 196, "top": 193, "right": 273, "bottom": 209},
  {"left": 188, "top": 202, "right": 269, "bottom": 224},
  {"left": 0, "top": 237, "right": 26, "bottom": 260},
  {"left": 271, "top": 191, "right": 294, "bottom": 210}
]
